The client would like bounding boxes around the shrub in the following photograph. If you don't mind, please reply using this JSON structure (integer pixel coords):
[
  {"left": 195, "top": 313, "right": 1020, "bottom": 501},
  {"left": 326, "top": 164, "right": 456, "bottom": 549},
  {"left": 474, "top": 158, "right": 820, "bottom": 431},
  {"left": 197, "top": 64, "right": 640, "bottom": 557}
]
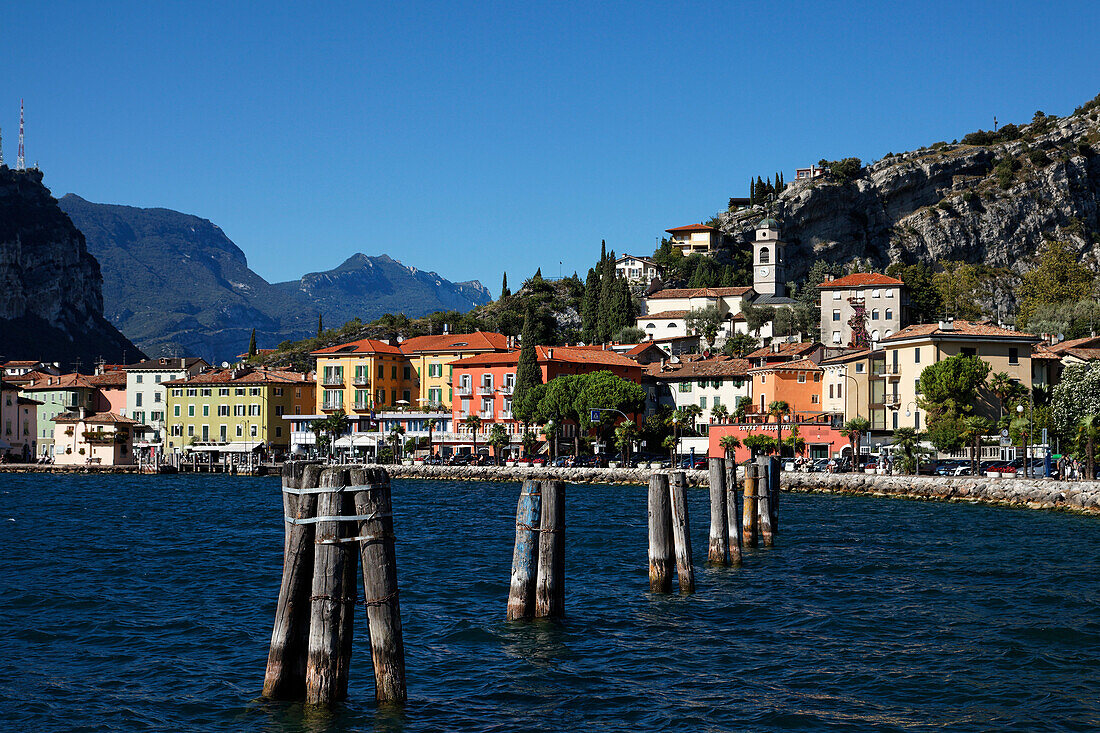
[
  {"left": 1028, "top": 148, "right": 1052, "bottom": 166},
  {"left": 819, "top": 157, "right": 863, "bottom": 183},
  {"left": 932, "top": 141, "right": 947, "bottom": 150},
  {"left": 962, "top": 190, "right": 977, "bottom": 204},
  {"left": 1078, "top": 142, "right": 1093, "bottom": 157},
  {"left": 994, "top": 157, "right": 1022, "bottom": 189}
]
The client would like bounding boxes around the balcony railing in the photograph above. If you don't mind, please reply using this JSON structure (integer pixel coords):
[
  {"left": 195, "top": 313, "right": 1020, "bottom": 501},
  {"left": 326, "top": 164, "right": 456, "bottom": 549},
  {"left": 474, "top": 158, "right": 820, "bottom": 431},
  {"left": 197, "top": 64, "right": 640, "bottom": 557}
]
[
  {"left": 478, "top": 386, "right": 495, "bottom": 395},
  {"left": 455, "top": 386, "right": 473, "bottom": 397},
  {"left": 353, "top": 401, "right": 370, "bottom": 411},
  {"left": 352, "top": 375, "right": 370, "bottom": 386},
  {"left": 885, "top": 393, "right": 901, "bottom": 406},
  {"left": 321, "top": 401, "right": 344, "bottom": 411},
  {"left": 322, "top": 374, "right": 345, "bottom": 386},
  {"left": 479, "top": 410, "right": 494, "bottom": 419},
  {"left": 500, "top": 384, "right": 515, "bottom": 395},
  {"left": 499, "top": 411, "right": 514, "bottom": 420}
]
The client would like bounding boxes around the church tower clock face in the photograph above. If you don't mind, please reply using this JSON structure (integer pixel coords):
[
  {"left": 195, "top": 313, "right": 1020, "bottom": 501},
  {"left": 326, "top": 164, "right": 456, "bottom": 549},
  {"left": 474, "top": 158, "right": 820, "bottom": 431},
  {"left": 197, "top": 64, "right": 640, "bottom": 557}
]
[{"left": 759, "top": 267, "right": 769, "bottom": 276}]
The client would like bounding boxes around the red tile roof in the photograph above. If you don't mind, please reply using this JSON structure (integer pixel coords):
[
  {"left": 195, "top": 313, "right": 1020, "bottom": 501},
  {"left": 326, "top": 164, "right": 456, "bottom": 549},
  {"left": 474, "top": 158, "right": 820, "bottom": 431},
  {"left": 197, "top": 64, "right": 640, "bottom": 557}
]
[
  {"left": 163, "top": 367, "right": 312, "bottom": 386},
  {"left": 53, "top": 411, "right": 141, "bottom": 425},
  {"left": 1044, "top": 335, "right": 1100, "bottom": 354},
  {"left": 398, "top": 331, "right": 508, "bottom": 354},
  {"left": 817, "top": 273, "right": 904, "bottom": 288},
  {"left": 745, "top": 342, "right": 821, "bottom": 360},
  {"left": 626, "top": 342, "right": 664, "bottom": 356},
  {"left": 449, "top": 346, "right": 642, "bottom": 369},
  {"left": 1064, "top": 348, "right": 1100, "bottom": 361},
  {"left": 666, "top": 224, "right": 718, "bottom": 233},
  {"left": 881, "top": 320, "right": 1040, "bottom": 342},
  {"left": 648, "top": 287, "right": 754, "bottom": 300},
  {"left": 749, "top": 357, "right": 823, "bottom": 373},
  {"left": 311, "top": 338, "right": 404, "bottom": 356},
  {"left": 644, "top": 355, "right": 751, "bottom": 379},
  {"left": 21, "top": 373, "right": 98, "bottom": 391},
  {"left": 642, "top": 310, "right": 689, "bottom": 319},
  {"left": 85, "top": 371, "right": 128, "bottom": 388}
]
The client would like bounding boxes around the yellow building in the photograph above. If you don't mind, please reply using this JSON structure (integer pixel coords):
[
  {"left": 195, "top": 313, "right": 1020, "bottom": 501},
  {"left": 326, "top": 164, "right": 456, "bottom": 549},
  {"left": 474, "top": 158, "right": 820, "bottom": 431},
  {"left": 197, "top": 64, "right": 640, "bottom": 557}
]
[
  {"left": 311, "top": 339, "right": 415, "bottom": 415},
  {"left": 880, "top": 320, "right": 1041, "bottom": 432},
  {"left": 164, "top": 366, "right": 315, "bottom": 454},
  {"left": 399, "top": 331, "right": 509, "bottom": 409}
]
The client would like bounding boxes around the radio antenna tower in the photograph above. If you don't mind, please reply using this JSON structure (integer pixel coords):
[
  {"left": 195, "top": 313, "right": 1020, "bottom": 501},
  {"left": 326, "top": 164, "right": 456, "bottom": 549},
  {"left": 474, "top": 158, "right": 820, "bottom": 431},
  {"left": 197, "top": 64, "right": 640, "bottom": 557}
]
[{"left": 17, "top": 99, "right": 25, "bottom": 170}]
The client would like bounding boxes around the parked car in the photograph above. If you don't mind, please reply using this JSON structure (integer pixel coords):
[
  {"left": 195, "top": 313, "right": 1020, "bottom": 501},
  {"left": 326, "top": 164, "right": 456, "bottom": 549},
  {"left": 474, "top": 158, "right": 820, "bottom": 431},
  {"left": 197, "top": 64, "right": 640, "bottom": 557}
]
[
  {"left": 424, "top": 455, "right": 444, "bottom": 465},
  {"left": 447, "top": 453, "right": 474, "bottom": 466},
  {"left": 679, "top": 457, "right": 707, "bottom": 470},
  {"left": 529, "top": 457, "right": 547, "bottom": 466}
]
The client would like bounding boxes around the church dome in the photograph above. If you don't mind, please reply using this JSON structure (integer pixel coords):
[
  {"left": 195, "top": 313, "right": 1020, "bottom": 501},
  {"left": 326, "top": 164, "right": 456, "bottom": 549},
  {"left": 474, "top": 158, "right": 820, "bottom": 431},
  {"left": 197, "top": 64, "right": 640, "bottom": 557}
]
[{"left": 757, "top": 217, "right": 780, "bottom": 229}]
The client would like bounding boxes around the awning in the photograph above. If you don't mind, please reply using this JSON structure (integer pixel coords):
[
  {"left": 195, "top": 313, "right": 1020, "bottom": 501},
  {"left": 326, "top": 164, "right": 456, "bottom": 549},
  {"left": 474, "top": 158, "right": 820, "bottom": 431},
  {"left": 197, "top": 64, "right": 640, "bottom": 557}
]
[
  {"left": 188, "top": 441, "right": 265, "bottom": 453},
  {"left": 334, "top": 434, "right": 380, "bottom": 448}
]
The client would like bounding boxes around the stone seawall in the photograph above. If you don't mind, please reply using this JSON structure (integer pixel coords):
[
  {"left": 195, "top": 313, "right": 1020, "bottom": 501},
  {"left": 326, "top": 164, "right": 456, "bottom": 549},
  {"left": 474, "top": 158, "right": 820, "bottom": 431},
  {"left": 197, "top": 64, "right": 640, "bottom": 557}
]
[{"left": 380, "top": 464, "right": 1100, "bottom": 514}]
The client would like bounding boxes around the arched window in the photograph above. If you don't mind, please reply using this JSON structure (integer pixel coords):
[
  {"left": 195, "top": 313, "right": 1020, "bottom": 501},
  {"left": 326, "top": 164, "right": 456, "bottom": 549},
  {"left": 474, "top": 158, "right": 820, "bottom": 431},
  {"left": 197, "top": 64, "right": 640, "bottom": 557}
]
[
  {"left": 646, "top": 323, "right": 656, "bottom": 329},
  {"left": 871, "top": 329, "right": 880, "bottom": 341},
  {"left": 668, "top": 322, "right": 677, "bottom": 328},
  {"left": 871, "top": 309, "right": 880, "bottom": 320},
  {"left": 885, "top": 308, "right": 893, "bottom": 320},
  {"left": 759, "top": 247, "right": 770, "bottom": 264}
]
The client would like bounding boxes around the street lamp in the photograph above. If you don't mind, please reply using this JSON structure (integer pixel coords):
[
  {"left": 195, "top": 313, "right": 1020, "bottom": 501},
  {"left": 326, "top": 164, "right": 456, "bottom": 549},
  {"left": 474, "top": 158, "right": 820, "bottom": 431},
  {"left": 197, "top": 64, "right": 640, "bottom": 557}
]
[{"left": 1016, "top": 403, "right": 1031, "bottom": 478}]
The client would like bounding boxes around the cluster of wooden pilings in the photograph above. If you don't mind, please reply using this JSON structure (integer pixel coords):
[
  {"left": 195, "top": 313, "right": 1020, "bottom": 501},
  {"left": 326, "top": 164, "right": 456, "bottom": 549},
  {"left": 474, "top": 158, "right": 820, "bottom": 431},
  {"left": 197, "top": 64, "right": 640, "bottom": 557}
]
[
  {"left": 506, "top": 479, "right": 566, "bottom": 620},
  {"left": 263, "top": 462, "right": 406, "bottom": 706},
  {"left": 650, "top": 456, "right": 780, "bottom": 593}
]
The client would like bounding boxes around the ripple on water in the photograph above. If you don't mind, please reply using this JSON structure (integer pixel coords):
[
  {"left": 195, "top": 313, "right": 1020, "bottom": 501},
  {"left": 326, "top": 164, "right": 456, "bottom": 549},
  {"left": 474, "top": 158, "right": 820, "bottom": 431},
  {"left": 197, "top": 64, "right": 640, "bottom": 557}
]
[{"left": 2, "top": 474, "right": 1100, "bottom": 731}]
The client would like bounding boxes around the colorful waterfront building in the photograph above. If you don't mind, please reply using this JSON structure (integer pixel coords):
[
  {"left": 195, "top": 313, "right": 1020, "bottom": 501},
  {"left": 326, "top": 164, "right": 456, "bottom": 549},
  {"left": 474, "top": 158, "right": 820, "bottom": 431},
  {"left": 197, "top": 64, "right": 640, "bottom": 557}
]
[
  {"left": 1, "top": 382, "right": 40, "bottom": 461},
  {"left": 311, "top": 339, "right": 414, "bottom": 415},
  {"left": 748, "top": 358, "right": 825, "bottom": 418},
  {"left": 124, "top": 357, "right": 209, "bottom": 455},
  {"left": 51, "top": 410, "right": 144, "bottom": 466},
  {"left": 398, "top": 331, "right": 509, "bottom": 409},
  {"left": 20, "top": 373, "right": 101, "bottom": 458},
  {"left": 163, "top": 366, "right": 314, "bottom": 456},
  {"left": 643, "top": 355, "right": 753, "bottom": 431}
]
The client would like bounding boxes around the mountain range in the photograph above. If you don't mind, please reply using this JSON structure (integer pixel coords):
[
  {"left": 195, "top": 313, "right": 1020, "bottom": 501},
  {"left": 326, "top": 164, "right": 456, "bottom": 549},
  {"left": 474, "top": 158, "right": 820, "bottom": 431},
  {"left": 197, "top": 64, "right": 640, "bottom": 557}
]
[{"left": 58, "top": 195, "right": 492, "bottom": 363}]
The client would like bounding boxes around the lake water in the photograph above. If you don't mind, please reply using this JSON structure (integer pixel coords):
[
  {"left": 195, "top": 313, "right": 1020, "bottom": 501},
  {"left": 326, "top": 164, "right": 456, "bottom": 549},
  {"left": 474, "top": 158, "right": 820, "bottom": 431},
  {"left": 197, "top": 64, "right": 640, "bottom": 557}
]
[{"left": 2, "top": 473, "right": 1099, "bottom": 732}]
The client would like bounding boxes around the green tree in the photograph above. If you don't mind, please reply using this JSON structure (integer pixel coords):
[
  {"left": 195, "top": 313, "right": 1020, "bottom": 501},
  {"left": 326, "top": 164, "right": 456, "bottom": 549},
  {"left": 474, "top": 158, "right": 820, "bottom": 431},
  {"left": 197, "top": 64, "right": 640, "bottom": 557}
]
[
  {"left": 840, "top": 416, "right": 872, "bottom": 461},
  {"left": 539, "top": 374, "right": 584, "bottom": 454},
  {"left": 487, "top": 424, "right": 510, "bottom": 464},
  {"left": 501, "top": 272, "right": 510, "bottom": 298},
  {"left": 311, "top": 410, "right": 349, "bottom": 459},
  {"left": 933, "top": 261, "right": 983, "bottom": 320},
  {"left": 710, "top": 403, "right": 730, "bottom": 423},
  {"left": 426, "top": 417, "right": 439, "bottom": 457},
  {"left": 886, "top": 262, "right": 943, "bottom": 323},
  {"left": 462, "top": 414, "right": 482, "bottom": 457},
  {"left": 317, "top": 314, "right": 323, "bottom": 338},
  {"left": 612, "top": 326, "right": 646, "bottom": 343},
  {"left": 575, "top": 371, "right": 646, "bottom": 448},
  {"left": 916, "top": 353, "right": 992, "bottom": 423},
  {"left": 768, "top": 400, "right": 790, "bottom": 457},
  {"left": 722, "top": 332, "right": 758, "bottom": 357},
  {"left": 511, "top": 309, "right": 543, "bottom": 426},
  {"left": 614, "top": 421, "right": 638, "bottom": 464},
  {"left": 743, "top": 433, "right": 777, "bottom": 458},
  {"left": 610, "top": 278, "right": 635, "bottom": 335},
  {"left": 1050, "top": 363, "right": 1100, "bottom": 446},
  {"left": 719, "top": 434, "right": 741, "bottom": 463},
  {"left": 1075, "top": 414, "right": 1100, "bottom": 480},
  {"left": 960, "top": 416, "right": 994, "bottom": 476},
  {"left": 685, "top": 305, "right": 724, "bottom": 349},
  {"left": 987, "top": 371, "right": 1028, "bottom": 426},
  {"left": 891, "top": 427, "right": 924, "bottom": 474},
  {"left": 580, "top": 267, "right": 601, "bottom": 343},
  {"left": 1017, "top": 240, "right": 1096, "bottom": 327},
  {"left": 389, "top": 424, "right": 406, "bottom": 461},
  {"left": 743, "top": 302, "right": 776, "bottom": 337}
]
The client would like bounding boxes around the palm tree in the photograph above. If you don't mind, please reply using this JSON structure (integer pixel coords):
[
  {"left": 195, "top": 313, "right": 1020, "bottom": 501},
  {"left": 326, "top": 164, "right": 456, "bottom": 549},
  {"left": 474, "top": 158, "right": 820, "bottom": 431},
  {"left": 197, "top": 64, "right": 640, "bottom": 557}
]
[
  {"left": 1075, "top": 414, "right": 1100, "bottom": 480},
  {"left": 719, "top": 434, "right": 741, "bottom": 483},
  {"left": 679, "top": 404, "right": 703, "bottom": 435},
  {"left": 311, "top": 409, "right": 350, "bottom": 459},
  {"left": 732, "top": 398, "right": 749, "bottom": 424},
  {"left": 426, "top": 417, "right": 439, "bottom": 458},
  {"left": 462, "top": 414, "right": 482, "bottom": 458},
  {"left": 960, "top": 416, "right": 993, "bottom": 476},
  {"left": 988, "top": 371, "right": 1026, "bottom": 425},
  {"left": 710, "top": 403, "right": 730, "bottom": 424},
  {"left": 891, "top": 427, "right": 922, "bottom": 474},
  {"left": 389, "top": 424, "right": 406, "bottom": 461},
  {"left": 840, "top": 416, "right": 872, "bottom": 465},
  {"left": 614, "top": 421, "right": 638, "bottom": 464},
  {"left": 540, "top": 419, "right": 557, "bottom": 461},
  {"left": 768, "top": 400, "right": 790, "bottom": 458},
  {"left": 487, "top": 424, "right": 509, "bottom": 464}
]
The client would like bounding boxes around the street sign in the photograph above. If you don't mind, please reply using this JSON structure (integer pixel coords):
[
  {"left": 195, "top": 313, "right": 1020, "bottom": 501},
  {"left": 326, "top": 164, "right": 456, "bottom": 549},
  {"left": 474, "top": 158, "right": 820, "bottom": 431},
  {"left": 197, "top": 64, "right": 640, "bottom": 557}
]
[
  {"left": 1000, "top": 429, "right": 1009, "bottom": 437},
  {"left": 590, "top": 409, "right": 601, "bottom": 422},
  {"left": 1042, "top": 427, "right": 1048, "bottom": 446}
]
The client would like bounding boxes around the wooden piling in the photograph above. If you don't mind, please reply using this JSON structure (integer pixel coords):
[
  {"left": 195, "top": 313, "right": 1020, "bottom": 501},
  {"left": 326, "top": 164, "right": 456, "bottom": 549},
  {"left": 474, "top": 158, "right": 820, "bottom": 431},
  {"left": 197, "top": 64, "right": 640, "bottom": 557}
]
[
  {"left": 767, "top": 455, "right": 780, "bottom": 535},
  {"left": 305, "top": 467, "right": 357, "bottom": 706},
  {"left": 535, "top": 479, "right": 565, "bottom": 618},
  {"left": 647, "top": 471, "right": 673, "bottom": 593},
  {"left": 707, "top": 457, "right": 729, "bottom": 565},
  {"left": 352, "top": 466, "right": 407, "bottom": 704},
  {"left": 742, "top": 462, "right": 758, "bottom": 548},
  {"left": 758, "top": 459, "right": 774, "bottom": 547},
  {"left": 264, "top": 461, "right": 321, "bottom": 700},
  {"left": 726, "top": 461, "right": 743, "bottom": 568},
  {"left": 507, "top": 480, "right": 542, "bottom": 620},
  {"left": 669, "top": 471, "right": 695, "bottom": 593}
]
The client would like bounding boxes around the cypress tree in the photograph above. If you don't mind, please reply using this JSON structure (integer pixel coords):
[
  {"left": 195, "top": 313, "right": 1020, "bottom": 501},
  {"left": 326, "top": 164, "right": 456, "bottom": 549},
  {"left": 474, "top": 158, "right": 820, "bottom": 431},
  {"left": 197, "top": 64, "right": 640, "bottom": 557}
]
[
  {"left": 600, "top": 239, "right": 607, "bottom": 264},
  {"left": 757, "top": 175, "right": 765, "bottom": 197},
  {"left": 750, "top": 178, "right": 755, "bottom": 205},
  {"left": 501, "top": 272, "right": 510, "bottom": 298},
  {"left": 597, "top": 254, "right": 615, "bottom": 342},
  {"left": 580, "top": 267, "right": 601, "bottom": 343},
  {"left": 512, "top": 308, "right": 543, "bottom": 423},
  {"left": 779, "top": 171, "right": 785, "bottom": 191},
  {"left": 317, "top": 314, "right": 323, "bottom": 337},
  {"left": 611, "top": 278, "right": 634, "bottom": 336},
  {"left": 248, "top": 328, "right": 257, "bottom": 357}
]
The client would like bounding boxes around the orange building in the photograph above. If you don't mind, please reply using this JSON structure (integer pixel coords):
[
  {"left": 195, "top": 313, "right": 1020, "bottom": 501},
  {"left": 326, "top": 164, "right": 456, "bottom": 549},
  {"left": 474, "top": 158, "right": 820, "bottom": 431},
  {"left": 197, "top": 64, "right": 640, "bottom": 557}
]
[
  {"left": 708, "top": 421, "right": 850, "bottom": 462},
  {"left": 448, "top": 346, "right": 645, "bottom": 457},
  {"left": 748, "top": 358, "right": 825, "bottom": 418}
]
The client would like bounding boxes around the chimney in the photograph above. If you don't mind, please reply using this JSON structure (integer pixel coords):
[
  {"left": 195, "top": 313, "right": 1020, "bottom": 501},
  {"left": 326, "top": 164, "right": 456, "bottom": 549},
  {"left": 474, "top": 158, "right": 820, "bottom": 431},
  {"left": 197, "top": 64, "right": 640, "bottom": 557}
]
[
  {"left": 939, "top": 319, "right": 955, "bottom": 331},
  {"left": 825, "top": 273, "right": 835, "bottom": 282},
  {"left": 78, "top": 406, "right": 86, "bottom": 420},
  {"left": 547, "top": 348, "right": 554, "bottom": 359},
  {"left": 443, "top": 323, "right": 450, "bottom": 334}
]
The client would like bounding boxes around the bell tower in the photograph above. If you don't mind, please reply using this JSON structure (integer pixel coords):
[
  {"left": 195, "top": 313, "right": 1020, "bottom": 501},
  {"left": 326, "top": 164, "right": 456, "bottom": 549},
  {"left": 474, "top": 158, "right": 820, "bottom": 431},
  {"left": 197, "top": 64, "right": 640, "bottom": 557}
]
[{"left": 753, "top": 217, "right": 786, "bottom": 297}]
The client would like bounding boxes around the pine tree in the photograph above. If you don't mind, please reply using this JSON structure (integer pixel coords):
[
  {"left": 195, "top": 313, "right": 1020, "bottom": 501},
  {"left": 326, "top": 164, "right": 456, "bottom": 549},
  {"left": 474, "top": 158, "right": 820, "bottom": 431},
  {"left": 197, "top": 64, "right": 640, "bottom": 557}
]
[
  {"left": 501, "top": 272, "right": 510, "bottom": 298},
  {"left": 512, "top": 308, "right": 543, "bottom": 424},
  {"left": 317, "top": 314, "right": 323, "bottom": 337},
  {"left": 248, "top": 328, "right": 257, "bottom": 357},
  {"left": 611, "top": 278, "right": 634, "bottom": 335},
  {"left": 597, "top": 255, "right": 616, "bottom": 342},
  {"left": 581, "top": 267, "right": 601, "bottom": 343},
  {"left": 749, "top": 178, "right": 755, "bottom": 205}
]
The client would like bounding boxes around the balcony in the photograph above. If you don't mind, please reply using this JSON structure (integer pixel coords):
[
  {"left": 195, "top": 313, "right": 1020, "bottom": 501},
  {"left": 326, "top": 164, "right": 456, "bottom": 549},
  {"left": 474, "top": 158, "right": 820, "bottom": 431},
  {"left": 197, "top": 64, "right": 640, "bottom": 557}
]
[
  {"left": 883, "top": 364, "right": 902, "bottom": 378},
  {"left": 500, "top": 411, "right": 514, "bottom": 420},
  {"left": 352, "top": 375, "right": 370, "bottom": 386},
  {"left": 322, "top": 374, "right": 345, "bottom": 386},
  {"left": 353, "top": 401, "right": 370, "bottom": 411},
  {"left": 455, "top": 386, "right": 473, "bottom": 397},
  {"left": 478, "top": 386, "right": 495, "bottom": 396},
  {"left": 885, "top": 393, "right": 901, "bottom": 407},
  {"left": 321, "top": 401, "right": 344, "bottom": 411},
  {"left": 500, "top": 384, "right": 515, "bottom": 395},
  {"left": 479, "top": 410, "right": 494, "bottom": 420}
]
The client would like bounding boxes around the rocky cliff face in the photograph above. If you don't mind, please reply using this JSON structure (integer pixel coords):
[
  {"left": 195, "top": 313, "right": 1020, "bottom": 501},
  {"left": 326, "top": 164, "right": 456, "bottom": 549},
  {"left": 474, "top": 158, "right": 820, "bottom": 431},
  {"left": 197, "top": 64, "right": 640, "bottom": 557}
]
[
  {"left": 719, "top": 105, "right": 1100, "bottom": 282},
  {"left": 0, "top": 168, "right": 141, "bottom": 365}
]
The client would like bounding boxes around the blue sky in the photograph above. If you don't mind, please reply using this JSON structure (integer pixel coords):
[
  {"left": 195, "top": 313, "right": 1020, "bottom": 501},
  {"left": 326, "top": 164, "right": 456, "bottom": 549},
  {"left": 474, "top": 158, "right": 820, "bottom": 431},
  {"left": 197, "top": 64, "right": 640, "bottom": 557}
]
[{"left": 1, "top": 1, "right": 1097, "bottom": 294}]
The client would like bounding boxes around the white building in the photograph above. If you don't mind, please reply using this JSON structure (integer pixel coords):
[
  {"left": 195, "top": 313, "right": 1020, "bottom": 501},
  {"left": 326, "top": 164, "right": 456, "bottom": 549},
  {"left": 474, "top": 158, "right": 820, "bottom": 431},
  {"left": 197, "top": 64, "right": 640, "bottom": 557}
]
[
  {"left": 637, "top": 286, "right": 756, "bottom": 343},
  {"left": 817, "top": 273, "right": 908, "bottom": 346},
  {"left": 614, "top": 255, "right": 661, "bottom": 285},
  {"left": 643, "top": 355, "right": 753, "bottom": 431},
  {"left": 665, "top": 224, "right": 722, "bottom": 256},
  {"left": 124, "top": 357, "right": 208, "bottom": 451}
]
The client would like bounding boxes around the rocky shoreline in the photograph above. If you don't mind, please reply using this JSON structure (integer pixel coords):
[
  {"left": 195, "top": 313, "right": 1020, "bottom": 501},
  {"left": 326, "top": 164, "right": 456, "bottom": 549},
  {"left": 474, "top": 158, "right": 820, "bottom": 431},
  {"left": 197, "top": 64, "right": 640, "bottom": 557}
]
[{"left": 380, "top": 464, "right": 1100, "bottom": 514}]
